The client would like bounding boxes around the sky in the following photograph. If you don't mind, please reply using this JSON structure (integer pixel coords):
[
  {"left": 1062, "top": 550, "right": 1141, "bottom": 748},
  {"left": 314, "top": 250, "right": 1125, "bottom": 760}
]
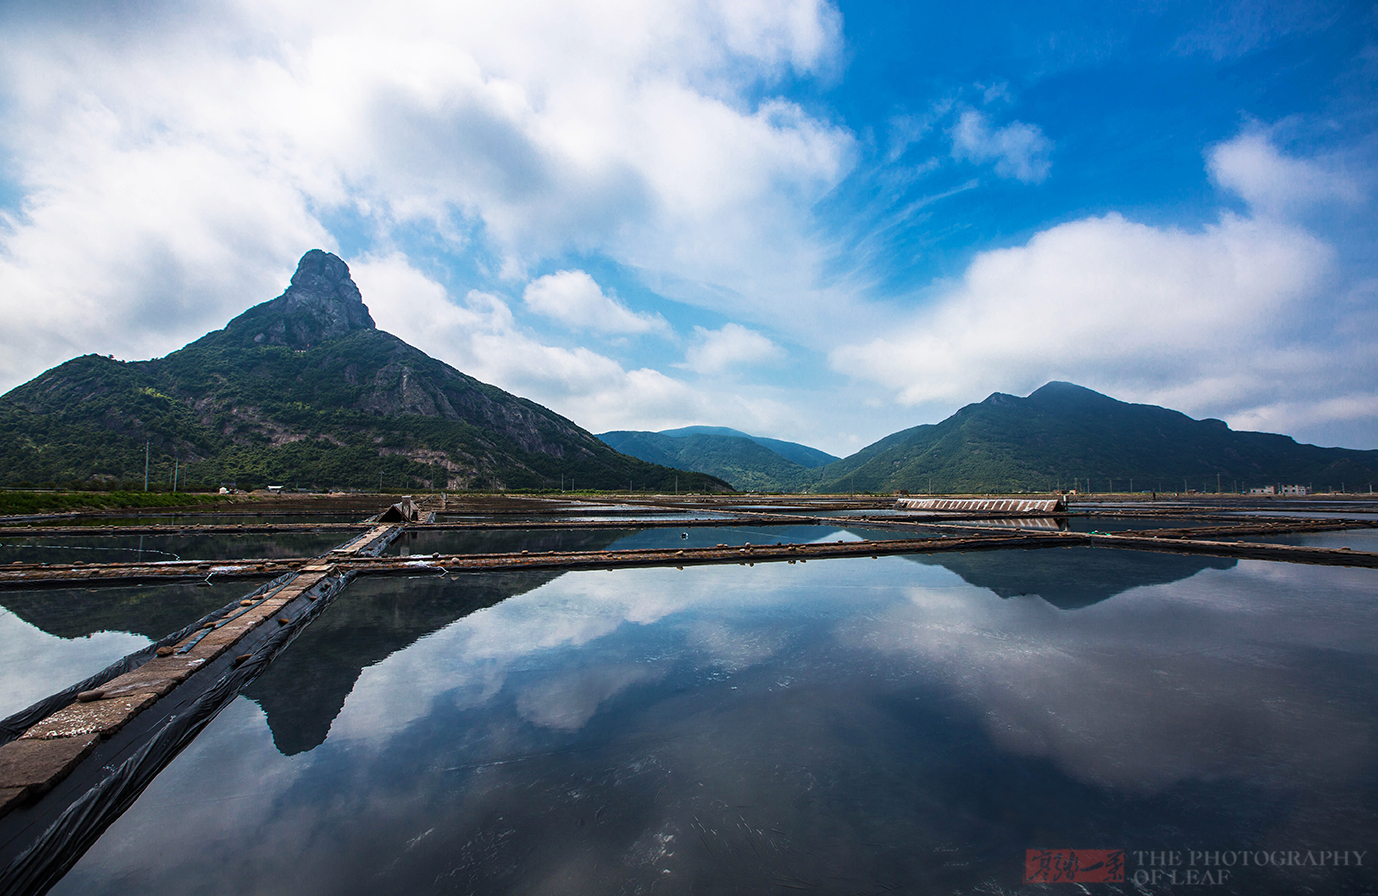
[{"left": 0, "top": 0, "right": 1374, "bottom": 457}]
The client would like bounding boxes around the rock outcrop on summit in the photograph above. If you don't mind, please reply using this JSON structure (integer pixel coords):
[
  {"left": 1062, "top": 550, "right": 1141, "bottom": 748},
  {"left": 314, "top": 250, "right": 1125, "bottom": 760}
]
[
  {"left": 0, "top": 251, "right": 730, "bottom": 492},
  {"left": 239, "top": 249, "right": 376, "bottom": 348}
]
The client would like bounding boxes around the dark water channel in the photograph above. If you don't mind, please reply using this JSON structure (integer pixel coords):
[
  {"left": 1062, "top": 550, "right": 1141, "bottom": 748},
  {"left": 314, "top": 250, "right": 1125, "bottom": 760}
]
[
  {"left": 0, "top": 532, "right": 351, "bottom": 565},
  {"left": 1219, "top": 529, "right": 1378, "bottom": 551},
  {"left": 40, "top": 546, "right": 1378, "bottom": 895},
  {"left": 388, "top": 523, "right": 922, "bottom": 556}
]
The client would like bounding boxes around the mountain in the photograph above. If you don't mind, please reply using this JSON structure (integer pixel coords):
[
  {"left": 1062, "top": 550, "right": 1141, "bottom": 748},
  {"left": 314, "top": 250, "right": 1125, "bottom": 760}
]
[
  {"left": 597, "top": 427, "right": 837, "bottom": 491},
  {"left": 656, "top": 426, "right": 838, "bottom": 468},
  {"left": 0, "top": 250, "right": 731, "bottom": 493},
  {"left": 814, "top": 381, "right": 1378, "bottom": 494}
]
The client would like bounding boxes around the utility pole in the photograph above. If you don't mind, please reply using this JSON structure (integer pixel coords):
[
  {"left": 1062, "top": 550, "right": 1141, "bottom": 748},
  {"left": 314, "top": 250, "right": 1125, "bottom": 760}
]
[
  {"left": 173, "top": 458, "right": 179, "bottom": 493},
  {"left": 144, "top": 441, "right": 149, "bottom": 492}
]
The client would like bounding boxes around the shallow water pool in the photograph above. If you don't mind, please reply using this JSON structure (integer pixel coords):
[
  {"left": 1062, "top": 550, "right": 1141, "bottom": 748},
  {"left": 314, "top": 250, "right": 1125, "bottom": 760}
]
[{"left": 46, "top": 551, "right": 1378, "bottom": 895}]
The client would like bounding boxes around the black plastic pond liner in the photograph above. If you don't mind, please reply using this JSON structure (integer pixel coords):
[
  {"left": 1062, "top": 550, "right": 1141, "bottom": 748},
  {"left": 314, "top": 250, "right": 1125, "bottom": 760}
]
[
  {"left": 356, "top": 525, "right": 402, "bottom": 557},
  {"left": 0, "top": 572, "right": 296, "bottom": 747},
  {"left": 0, "top": 571, "right": 355, "bottom": 896}
]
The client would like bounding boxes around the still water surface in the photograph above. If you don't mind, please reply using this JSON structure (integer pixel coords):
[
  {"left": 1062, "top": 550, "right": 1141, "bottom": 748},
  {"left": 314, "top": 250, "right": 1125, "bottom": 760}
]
[
  {"left": 0, "top": 580, "right": 270, "bottom": 717},
  {"left": 388, "top": 524, "right": 922, "bottom": 556},
  {"left": 0, "top": 532, "right": 352, "bottom": 565},
  {"left": 46, "top": 549, "right": 1377, "bottom": 895}
]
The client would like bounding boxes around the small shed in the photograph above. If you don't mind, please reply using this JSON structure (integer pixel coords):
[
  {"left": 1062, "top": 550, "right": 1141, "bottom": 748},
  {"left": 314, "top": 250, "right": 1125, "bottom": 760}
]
[{"left": 377, "top": 497, "right": 422, "bottom": 522}]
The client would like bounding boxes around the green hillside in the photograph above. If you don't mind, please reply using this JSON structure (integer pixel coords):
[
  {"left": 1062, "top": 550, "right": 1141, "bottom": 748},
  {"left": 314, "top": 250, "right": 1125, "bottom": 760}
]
[
  {"left": 597, "top": 430, "right": 812, "bottom": 491},
  {"left": 0, "top": 251, "right": 730, "bottom": 494},
  {"left": 655, "top": 426, "right": 838, "bottom": 468},
  {"left": 813, "top": 382, "right": 1378, "bottom": 494}
]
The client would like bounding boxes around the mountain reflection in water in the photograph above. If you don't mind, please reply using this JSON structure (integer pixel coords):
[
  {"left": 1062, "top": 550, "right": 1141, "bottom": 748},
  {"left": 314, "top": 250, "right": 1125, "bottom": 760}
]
[
  {"left": 248, "top": 538, "right": 1230, "bottom": 755},
  {"left": 0, "top": 580, "right": 270, "bottom": 718},
  {"left": 909, "top": 545, "right": 1236, "bottom": 608},
  {"left": 0, "top": 581, "right": 266, "bottom": 642},
  {"left": 244, "top": 528, "right": 626, "bottom": 754},
  {"left": 54, "top": 554, "right": 1378, "bottom": 895},
  {"left": 242, "top": 571, "right": 565, "bottom": 755}
]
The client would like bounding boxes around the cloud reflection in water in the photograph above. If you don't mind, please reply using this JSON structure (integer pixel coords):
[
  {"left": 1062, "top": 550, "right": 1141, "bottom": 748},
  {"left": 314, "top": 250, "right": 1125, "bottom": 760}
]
[{"left": 53, "top": 553, "right": 1378, "bottom": 896}]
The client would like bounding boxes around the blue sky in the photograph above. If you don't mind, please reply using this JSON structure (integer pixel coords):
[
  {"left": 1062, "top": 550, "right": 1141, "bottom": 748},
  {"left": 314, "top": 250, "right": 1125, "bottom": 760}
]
[{"left": 0, "top": 0, "right": 1374, "bottom": 455}]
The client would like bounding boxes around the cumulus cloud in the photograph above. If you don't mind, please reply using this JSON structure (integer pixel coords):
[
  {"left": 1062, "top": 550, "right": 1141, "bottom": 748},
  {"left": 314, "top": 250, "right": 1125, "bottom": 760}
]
[
  {"left": 832, "top": 132, "right": 1377, "bottom": 442},
  {"left": 352, "top": 252, "right": 797, "bottom": 434},
  {"left": 0, "top": 132, "right": 328, "bottom": 385},
  {"left": 833, "top": 211, "right": 1332, "bottom": 406},
  {"left": 1208, "top": 131, "right": 1361, "bottom": 216},
  {"left": 950, "top": 109, "right": 1052, "bottom": 183},
  {"left": 0, "top": 0, "right": 854, "bottom": 391},
  {"left": 683, "top": 322, "right": 784, "bottom": 374},
  {"left": 522, "top": 270, "right": 666, "bottom": 334}
]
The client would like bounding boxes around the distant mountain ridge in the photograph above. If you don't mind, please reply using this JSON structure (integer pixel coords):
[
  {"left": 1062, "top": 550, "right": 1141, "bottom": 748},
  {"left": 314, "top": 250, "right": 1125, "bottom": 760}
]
[
  {"left": 813, "top": 381, "right": 1378, "bottom": 494},
  {"left": 5, "top": 255, "right": 1370, "bottom": 497},
  {"left": 0, "top": 250, "right": 731, "bottom": 493},
  {"left": 605, "top": 382, "right": 1378, "bottom": 494},
  {"left": 655, "top": 426, "right": 838, "bottom": 468},
  {"left": 597, "top": 428, "right": 837, "bottom": 491}
]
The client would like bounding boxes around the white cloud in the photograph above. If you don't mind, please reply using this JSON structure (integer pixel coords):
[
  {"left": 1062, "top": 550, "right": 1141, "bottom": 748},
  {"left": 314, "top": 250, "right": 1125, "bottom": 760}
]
[
  {"left": 834, "top": 210, "right": 1333, "bottom": 405},
  {"left": 827, "top": 152, "right": 1378, "bottom": 439},
  {"left": 522, "top": 269, "right": 666, "bottom": 334},
  {"left": 821, "top": 127, "right": 1377, "bottom": 448},
  {"left": 683, "top": 322, "right": 784, "bottom": 374},
  {"left": 1208, "top": 131, "right": 1361, "bottom": 217},
  {"left": 0, "top": 132, "right": 328, "bottom": 385},
  {"left": 950, "top": 109, "right": 1051, "bottom": 183},
  {"left": 0, "top": 0, "right": 854, "bottom": 391},
  {"left": 352, "top": 252, "right": 799, "bottom": 434}
]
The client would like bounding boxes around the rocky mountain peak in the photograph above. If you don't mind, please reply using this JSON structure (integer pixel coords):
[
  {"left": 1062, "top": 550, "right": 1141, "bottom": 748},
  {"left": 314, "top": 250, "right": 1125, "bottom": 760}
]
[{"left": 250, "top": 250, "right": 375, "bottom": 348}]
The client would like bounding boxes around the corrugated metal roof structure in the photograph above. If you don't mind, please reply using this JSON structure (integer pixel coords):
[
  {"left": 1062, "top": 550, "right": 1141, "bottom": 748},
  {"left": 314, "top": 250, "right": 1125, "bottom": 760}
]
[{"left": 895, "top": 497, "right": 1066, "bottom": 515}]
